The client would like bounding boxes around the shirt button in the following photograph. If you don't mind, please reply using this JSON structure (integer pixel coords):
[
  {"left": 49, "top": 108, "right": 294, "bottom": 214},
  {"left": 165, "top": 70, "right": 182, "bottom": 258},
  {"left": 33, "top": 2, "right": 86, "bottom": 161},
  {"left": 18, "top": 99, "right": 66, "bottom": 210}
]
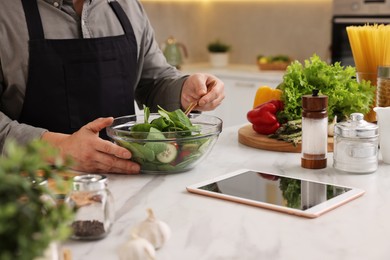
[{"left": 53, "top": 2, "right": 59, "bottom": 7}]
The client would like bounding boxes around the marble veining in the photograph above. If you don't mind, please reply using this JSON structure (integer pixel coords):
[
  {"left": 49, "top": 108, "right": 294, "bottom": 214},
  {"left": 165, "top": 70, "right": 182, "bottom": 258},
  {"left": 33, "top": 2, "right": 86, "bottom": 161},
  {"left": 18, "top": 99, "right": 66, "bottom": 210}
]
[{"left": 64, "top": 124, "right": 390, "bottom": 260}]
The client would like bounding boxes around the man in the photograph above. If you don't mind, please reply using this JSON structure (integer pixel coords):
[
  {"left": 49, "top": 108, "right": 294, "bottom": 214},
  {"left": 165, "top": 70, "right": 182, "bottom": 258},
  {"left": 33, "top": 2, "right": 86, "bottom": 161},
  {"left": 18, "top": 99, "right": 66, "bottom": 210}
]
[{"left": 0, "top": 0, "right": 224, "bottom": 174}]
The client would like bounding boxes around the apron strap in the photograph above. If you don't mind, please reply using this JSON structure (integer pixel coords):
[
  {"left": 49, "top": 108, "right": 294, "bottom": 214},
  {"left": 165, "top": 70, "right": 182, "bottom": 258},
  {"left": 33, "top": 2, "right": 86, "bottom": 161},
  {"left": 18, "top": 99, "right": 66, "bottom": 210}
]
[
  {"left": 109, "top": 1, "right": 136, "bottom": 42},
  {"left": 21, "top": 0, "right": 45, "bottom": 40}
]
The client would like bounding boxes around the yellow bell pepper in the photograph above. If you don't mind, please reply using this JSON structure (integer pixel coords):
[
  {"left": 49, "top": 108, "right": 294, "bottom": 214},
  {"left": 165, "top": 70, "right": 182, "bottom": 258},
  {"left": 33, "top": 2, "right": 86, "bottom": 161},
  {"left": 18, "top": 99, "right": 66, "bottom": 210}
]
[{"left": 253, "top": 86, "right": 282, "bottom": 108}]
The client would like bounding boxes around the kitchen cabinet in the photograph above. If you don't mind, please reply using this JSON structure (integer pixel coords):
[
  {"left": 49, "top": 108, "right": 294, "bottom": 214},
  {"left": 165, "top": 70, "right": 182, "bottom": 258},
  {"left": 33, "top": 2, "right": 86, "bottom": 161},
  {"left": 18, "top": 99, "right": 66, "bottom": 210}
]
[{"left": 181, "top": 63, "right": 284, "bottom": 128}]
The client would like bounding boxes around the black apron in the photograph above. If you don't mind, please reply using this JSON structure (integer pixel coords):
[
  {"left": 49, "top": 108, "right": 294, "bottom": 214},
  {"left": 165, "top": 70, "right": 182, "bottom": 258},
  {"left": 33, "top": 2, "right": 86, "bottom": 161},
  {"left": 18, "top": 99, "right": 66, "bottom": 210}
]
[{"left": 19, "top": 0, "right": 137, "bottom": 139}]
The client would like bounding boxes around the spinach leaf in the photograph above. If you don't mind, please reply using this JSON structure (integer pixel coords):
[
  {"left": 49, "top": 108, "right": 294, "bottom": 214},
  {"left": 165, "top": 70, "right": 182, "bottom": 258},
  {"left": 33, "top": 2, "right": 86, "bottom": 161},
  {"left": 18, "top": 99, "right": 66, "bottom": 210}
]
[
  {"left": 150, "top": 117, "right": 170, "bottom": 131},
  {"left": 131, "top": 123, "right": 153, "bottom": 133},
  {"left": 117, "top": 140, "right": 155, "bottom": 162},
  {"left": 130, "top": 105, "right": 153, "bottom": 133},
  {"left": 144, "top": 127, "right": 167, "bottom": 154},
  {"left": 157, "top": 105, "right": 194, "bottom": 131},
  {"left": 132, "top": 105, "right": 200, "bottom": 134},
  {"left": 143, "top": 105, "right": 150, "bottom": 123}
]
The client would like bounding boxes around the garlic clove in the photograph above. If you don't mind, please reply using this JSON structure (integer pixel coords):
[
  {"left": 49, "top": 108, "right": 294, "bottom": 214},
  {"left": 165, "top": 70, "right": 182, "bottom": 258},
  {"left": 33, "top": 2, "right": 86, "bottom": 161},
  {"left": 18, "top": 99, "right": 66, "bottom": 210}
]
[
  {"left": 328, "top": 116, "right": 337, "bottom": 137},
  {"left": 133, "top": 208, "right": 171, "bottom": 250},
  {"left": 118, "top": 233, "right": 156, "bottom": 260}
]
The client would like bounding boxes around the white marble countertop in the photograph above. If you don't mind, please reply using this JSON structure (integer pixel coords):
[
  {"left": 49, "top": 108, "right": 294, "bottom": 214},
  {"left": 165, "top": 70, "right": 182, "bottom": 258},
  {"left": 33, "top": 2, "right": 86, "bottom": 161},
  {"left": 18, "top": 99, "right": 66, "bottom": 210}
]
[
  {"left": 65, "top": 124, "right": 390, "bottom": 260},
  {"left": 180, "top": 63, "right": 284, "bottom": 82}
]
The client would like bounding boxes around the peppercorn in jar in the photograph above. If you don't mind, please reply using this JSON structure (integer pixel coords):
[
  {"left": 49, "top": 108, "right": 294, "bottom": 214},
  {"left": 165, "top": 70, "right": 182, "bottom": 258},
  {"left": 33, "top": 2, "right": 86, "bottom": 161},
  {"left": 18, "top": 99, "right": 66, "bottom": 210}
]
[{"left": 65, "top": 174, "right": 115, "bottom": 240}]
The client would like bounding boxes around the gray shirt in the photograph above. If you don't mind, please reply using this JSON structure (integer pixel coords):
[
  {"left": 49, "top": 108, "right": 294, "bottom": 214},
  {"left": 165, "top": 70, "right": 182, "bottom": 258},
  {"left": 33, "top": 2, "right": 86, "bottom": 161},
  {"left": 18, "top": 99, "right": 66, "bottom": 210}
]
[{"left": 0, "top": 0, "right": 187, "bottom": 152}]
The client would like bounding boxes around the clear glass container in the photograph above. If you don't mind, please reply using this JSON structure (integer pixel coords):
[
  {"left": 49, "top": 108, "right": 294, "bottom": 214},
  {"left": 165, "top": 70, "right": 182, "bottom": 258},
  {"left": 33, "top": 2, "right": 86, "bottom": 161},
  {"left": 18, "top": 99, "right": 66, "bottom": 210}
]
[
  {"left": 333, "top": 113, "right": 379, "bottom": 173},
  {"left": 377, "top": 66, "right": 390, "bottom": 107},
  {"left": 65, "top": 174, "right": 114, "bottom": 240}
]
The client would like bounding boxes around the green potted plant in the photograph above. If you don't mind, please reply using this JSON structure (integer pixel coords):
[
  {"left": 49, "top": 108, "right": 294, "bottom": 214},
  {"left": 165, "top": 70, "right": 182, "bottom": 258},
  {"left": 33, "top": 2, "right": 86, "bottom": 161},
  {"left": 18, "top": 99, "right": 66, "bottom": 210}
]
[
  {"left": 207, "top": 39, "right": 231, "bottom": 67},
  {"left": 0, "top": 140, "right": 74, "bottom": 260}
]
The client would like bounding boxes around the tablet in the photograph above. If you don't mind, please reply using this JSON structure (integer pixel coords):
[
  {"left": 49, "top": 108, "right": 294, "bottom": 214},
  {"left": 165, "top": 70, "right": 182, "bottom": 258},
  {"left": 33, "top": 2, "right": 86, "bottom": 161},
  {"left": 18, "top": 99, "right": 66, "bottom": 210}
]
[{"left": 186, "top": 169, "right": 365, "bottom": 218}]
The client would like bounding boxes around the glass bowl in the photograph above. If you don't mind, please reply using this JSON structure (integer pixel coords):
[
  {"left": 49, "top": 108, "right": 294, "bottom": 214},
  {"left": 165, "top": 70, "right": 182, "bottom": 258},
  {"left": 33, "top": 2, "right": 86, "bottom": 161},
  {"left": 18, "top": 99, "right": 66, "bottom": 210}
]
[{"left": 106, "top": 113, "right": 222, "bottom": 174}]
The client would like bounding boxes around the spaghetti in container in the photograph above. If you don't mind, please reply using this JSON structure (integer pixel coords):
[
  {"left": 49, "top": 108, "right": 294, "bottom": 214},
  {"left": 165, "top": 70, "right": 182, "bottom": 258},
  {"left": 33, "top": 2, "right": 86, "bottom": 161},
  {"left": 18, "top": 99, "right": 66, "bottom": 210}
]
[{"left": 346, "top": 24, "right": 390, "bottom": 121}]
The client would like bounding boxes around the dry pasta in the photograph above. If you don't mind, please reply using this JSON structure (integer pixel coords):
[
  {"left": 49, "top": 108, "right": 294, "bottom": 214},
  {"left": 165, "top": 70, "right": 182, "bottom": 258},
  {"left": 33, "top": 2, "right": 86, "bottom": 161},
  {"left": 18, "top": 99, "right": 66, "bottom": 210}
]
[{"left": 347, "top": 24, "right": 390, "bottom": 73}]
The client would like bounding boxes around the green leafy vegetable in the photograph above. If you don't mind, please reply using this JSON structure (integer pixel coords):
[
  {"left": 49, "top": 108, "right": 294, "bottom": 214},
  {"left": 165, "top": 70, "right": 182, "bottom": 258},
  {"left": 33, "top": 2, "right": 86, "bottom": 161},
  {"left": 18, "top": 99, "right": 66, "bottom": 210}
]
[
  {"left": 156, "top": 105, "right": 200, "bottom": 133},
  {"left": 132, "top": 106, "right": 200, "bottom": 135},
  {"left": 279, "top": 178, "right": 351, "bottom": 210},
  {"left": 117, "top": 140, "right": 155, "bottom": 162},
  {"left": 120, "top": 106, "right": 212, "bottom": 173},
  {"left": 131, "top": 105, "right": 153, "bottom": 132},
  {"left": 279, "top": 178, "right": 301, "bottom": 209},
  {"left": 144, "top": 127, "right": 168, "bottom": 154},
  {"left": 144, "top": 105, "right": 150, "bottom": 122},
  {"left": 150, "top": 116, "right": 170, "bottom": 131},
  {"left": 0, "top": 140, "right": 75, "bottom": 260},
  {"left": 277, "top": 54, "right": 375, "bottom": 122}
]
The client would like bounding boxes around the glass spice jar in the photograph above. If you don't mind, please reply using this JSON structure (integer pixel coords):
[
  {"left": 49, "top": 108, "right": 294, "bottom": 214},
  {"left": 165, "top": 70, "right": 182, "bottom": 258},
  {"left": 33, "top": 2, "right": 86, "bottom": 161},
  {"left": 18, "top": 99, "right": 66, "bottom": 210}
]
[
  {"left": 377, "top": 66, "right": 390, "bottom": 107},
  {"left": 333, "top": 113, "right": 379, "bottom": 174},
  {"left": 65, "top": 174, "right": 114, "bottom": 240}
]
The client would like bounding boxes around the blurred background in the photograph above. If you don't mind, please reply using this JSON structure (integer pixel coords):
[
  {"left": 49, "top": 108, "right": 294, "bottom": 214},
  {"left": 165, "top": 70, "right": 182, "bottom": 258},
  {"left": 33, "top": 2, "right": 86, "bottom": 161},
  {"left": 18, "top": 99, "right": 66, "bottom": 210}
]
[{"left": 141, "top": 0, "right": 332, "bottom": 65}]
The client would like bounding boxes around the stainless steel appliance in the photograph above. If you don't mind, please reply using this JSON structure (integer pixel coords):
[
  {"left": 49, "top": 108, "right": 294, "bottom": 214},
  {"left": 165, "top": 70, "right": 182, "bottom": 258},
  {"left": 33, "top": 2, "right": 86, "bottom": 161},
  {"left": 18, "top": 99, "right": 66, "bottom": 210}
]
[{"left": 331, "top": 0, "right": 390, "bottom": 66}]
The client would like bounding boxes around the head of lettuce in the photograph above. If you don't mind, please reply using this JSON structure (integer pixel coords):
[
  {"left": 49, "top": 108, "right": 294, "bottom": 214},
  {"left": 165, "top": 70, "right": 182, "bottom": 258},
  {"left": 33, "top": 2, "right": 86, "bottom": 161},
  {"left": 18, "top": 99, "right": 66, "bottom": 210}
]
[{"left": 277, "top": 54, "right": 375, "bottom": 122}]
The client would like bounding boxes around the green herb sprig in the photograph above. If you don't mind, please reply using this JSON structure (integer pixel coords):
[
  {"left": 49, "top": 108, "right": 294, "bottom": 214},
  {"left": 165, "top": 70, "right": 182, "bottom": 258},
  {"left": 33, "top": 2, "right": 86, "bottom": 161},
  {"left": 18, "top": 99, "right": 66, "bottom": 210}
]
[{"left": 0, "top": 140, "right": 74, "bottom": 260}]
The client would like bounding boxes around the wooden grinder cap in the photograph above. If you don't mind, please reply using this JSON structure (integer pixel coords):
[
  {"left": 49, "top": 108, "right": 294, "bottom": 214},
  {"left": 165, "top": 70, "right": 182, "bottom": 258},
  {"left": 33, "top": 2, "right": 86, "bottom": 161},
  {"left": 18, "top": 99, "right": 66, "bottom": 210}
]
[{"left": 302, "top": 90, "right": 328, "bottom": 119}]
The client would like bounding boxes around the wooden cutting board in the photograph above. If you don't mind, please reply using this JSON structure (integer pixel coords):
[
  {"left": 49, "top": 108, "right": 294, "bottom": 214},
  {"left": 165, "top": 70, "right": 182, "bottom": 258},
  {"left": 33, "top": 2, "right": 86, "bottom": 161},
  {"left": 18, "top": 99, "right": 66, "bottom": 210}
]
[{"left": 238, "top": 124, "right": 334, "bottom": 153}]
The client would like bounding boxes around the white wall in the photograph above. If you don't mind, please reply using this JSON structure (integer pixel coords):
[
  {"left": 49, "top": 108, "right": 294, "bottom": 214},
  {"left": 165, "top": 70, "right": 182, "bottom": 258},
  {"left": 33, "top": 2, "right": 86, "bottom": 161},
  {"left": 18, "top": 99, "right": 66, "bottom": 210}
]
[{"left": 141, "top": 1, "right": 333, "bottom": 65}]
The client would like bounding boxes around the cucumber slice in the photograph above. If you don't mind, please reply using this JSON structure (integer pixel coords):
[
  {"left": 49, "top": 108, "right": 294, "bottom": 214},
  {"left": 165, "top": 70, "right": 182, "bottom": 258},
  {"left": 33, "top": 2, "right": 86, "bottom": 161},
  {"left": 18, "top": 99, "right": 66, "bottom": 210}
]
[{"left": 156, "top": 143, "right": 178, "bottom": 163}]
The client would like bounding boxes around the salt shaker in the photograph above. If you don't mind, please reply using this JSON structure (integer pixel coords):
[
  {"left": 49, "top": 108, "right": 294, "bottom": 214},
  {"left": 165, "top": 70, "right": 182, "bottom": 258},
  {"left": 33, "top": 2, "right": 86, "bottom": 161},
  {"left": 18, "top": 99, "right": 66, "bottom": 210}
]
[
  {"left": 301, "top": 90, "right": 328, "bottom": 169},
  {"left": 65, "top": 174, "right": 115, "bottom": 240},
  {"left": 333, "top": 113, "right": 378, "bottom": 173}
]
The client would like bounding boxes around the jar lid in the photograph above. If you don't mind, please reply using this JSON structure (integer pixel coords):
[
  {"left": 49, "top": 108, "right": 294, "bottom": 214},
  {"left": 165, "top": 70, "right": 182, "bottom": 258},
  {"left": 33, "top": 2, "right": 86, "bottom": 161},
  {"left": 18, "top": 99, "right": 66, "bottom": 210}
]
[
  {"left": 378, "top": 66, "right": 390, "bottom": 78},
  {"left": 72, "top": 174, "right": 107, "bottom": 191},
  {"left": 334, "top": 113, "right": 378, "bottom": 138}
]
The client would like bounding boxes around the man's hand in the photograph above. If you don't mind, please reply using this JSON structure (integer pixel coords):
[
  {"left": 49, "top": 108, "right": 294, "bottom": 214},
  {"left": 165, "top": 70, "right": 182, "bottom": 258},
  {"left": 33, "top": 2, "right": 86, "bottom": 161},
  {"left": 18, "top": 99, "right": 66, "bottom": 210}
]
[
  {"left": 181, "top": 73, "right": 225, "bottom": 112},
  {"left": 42, "top": 117, "right": 140, "bottom": 174}
]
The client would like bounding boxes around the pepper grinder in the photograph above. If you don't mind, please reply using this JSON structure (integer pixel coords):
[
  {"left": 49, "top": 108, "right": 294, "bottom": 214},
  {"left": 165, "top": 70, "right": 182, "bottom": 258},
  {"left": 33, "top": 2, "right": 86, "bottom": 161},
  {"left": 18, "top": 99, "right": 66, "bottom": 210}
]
[{"left": 301, "top": 90, "right": 328, "bottom": 169}]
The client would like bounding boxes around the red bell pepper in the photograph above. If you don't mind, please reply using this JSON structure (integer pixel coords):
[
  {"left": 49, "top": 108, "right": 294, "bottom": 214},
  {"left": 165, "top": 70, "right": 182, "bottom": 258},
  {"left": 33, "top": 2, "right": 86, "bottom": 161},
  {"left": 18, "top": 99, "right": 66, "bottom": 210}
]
[{"left": 246, "top": 100, "right": 284, "bottom": 135}]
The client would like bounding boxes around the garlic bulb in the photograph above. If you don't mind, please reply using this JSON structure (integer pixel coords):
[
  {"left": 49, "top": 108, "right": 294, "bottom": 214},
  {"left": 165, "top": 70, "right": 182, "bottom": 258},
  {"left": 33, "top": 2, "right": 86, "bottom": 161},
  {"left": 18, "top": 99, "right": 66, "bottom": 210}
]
[
  {"left": 328, "top": 116, "right": 337, "bottom": 137},
  {"left": 133, "top": 208, "right": 171, "bottom": 249},
  {"left": 118, "top": 233, "right": 156, "bottom": 260}
]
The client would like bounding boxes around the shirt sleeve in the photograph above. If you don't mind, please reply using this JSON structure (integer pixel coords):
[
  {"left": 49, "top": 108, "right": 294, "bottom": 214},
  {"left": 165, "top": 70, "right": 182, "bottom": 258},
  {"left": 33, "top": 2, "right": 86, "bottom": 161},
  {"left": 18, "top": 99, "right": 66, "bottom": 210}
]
[
  {"left": 0, "top": 114, "right": 47, "bottom": 154},
  {"left": 133, "top": 1, "right": 189, "bottom": 112},
  {"left": 0, "top": 60, "right": 46, "bottom": 153}
]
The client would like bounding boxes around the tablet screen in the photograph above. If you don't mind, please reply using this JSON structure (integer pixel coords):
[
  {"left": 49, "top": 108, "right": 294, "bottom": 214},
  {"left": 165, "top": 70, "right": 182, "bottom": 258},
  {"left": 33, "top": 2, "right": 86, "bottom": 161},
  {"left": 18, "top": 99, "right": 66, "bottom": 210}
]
[{"left": 187, "top": 169, "right": 364, "bottom": 218}]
